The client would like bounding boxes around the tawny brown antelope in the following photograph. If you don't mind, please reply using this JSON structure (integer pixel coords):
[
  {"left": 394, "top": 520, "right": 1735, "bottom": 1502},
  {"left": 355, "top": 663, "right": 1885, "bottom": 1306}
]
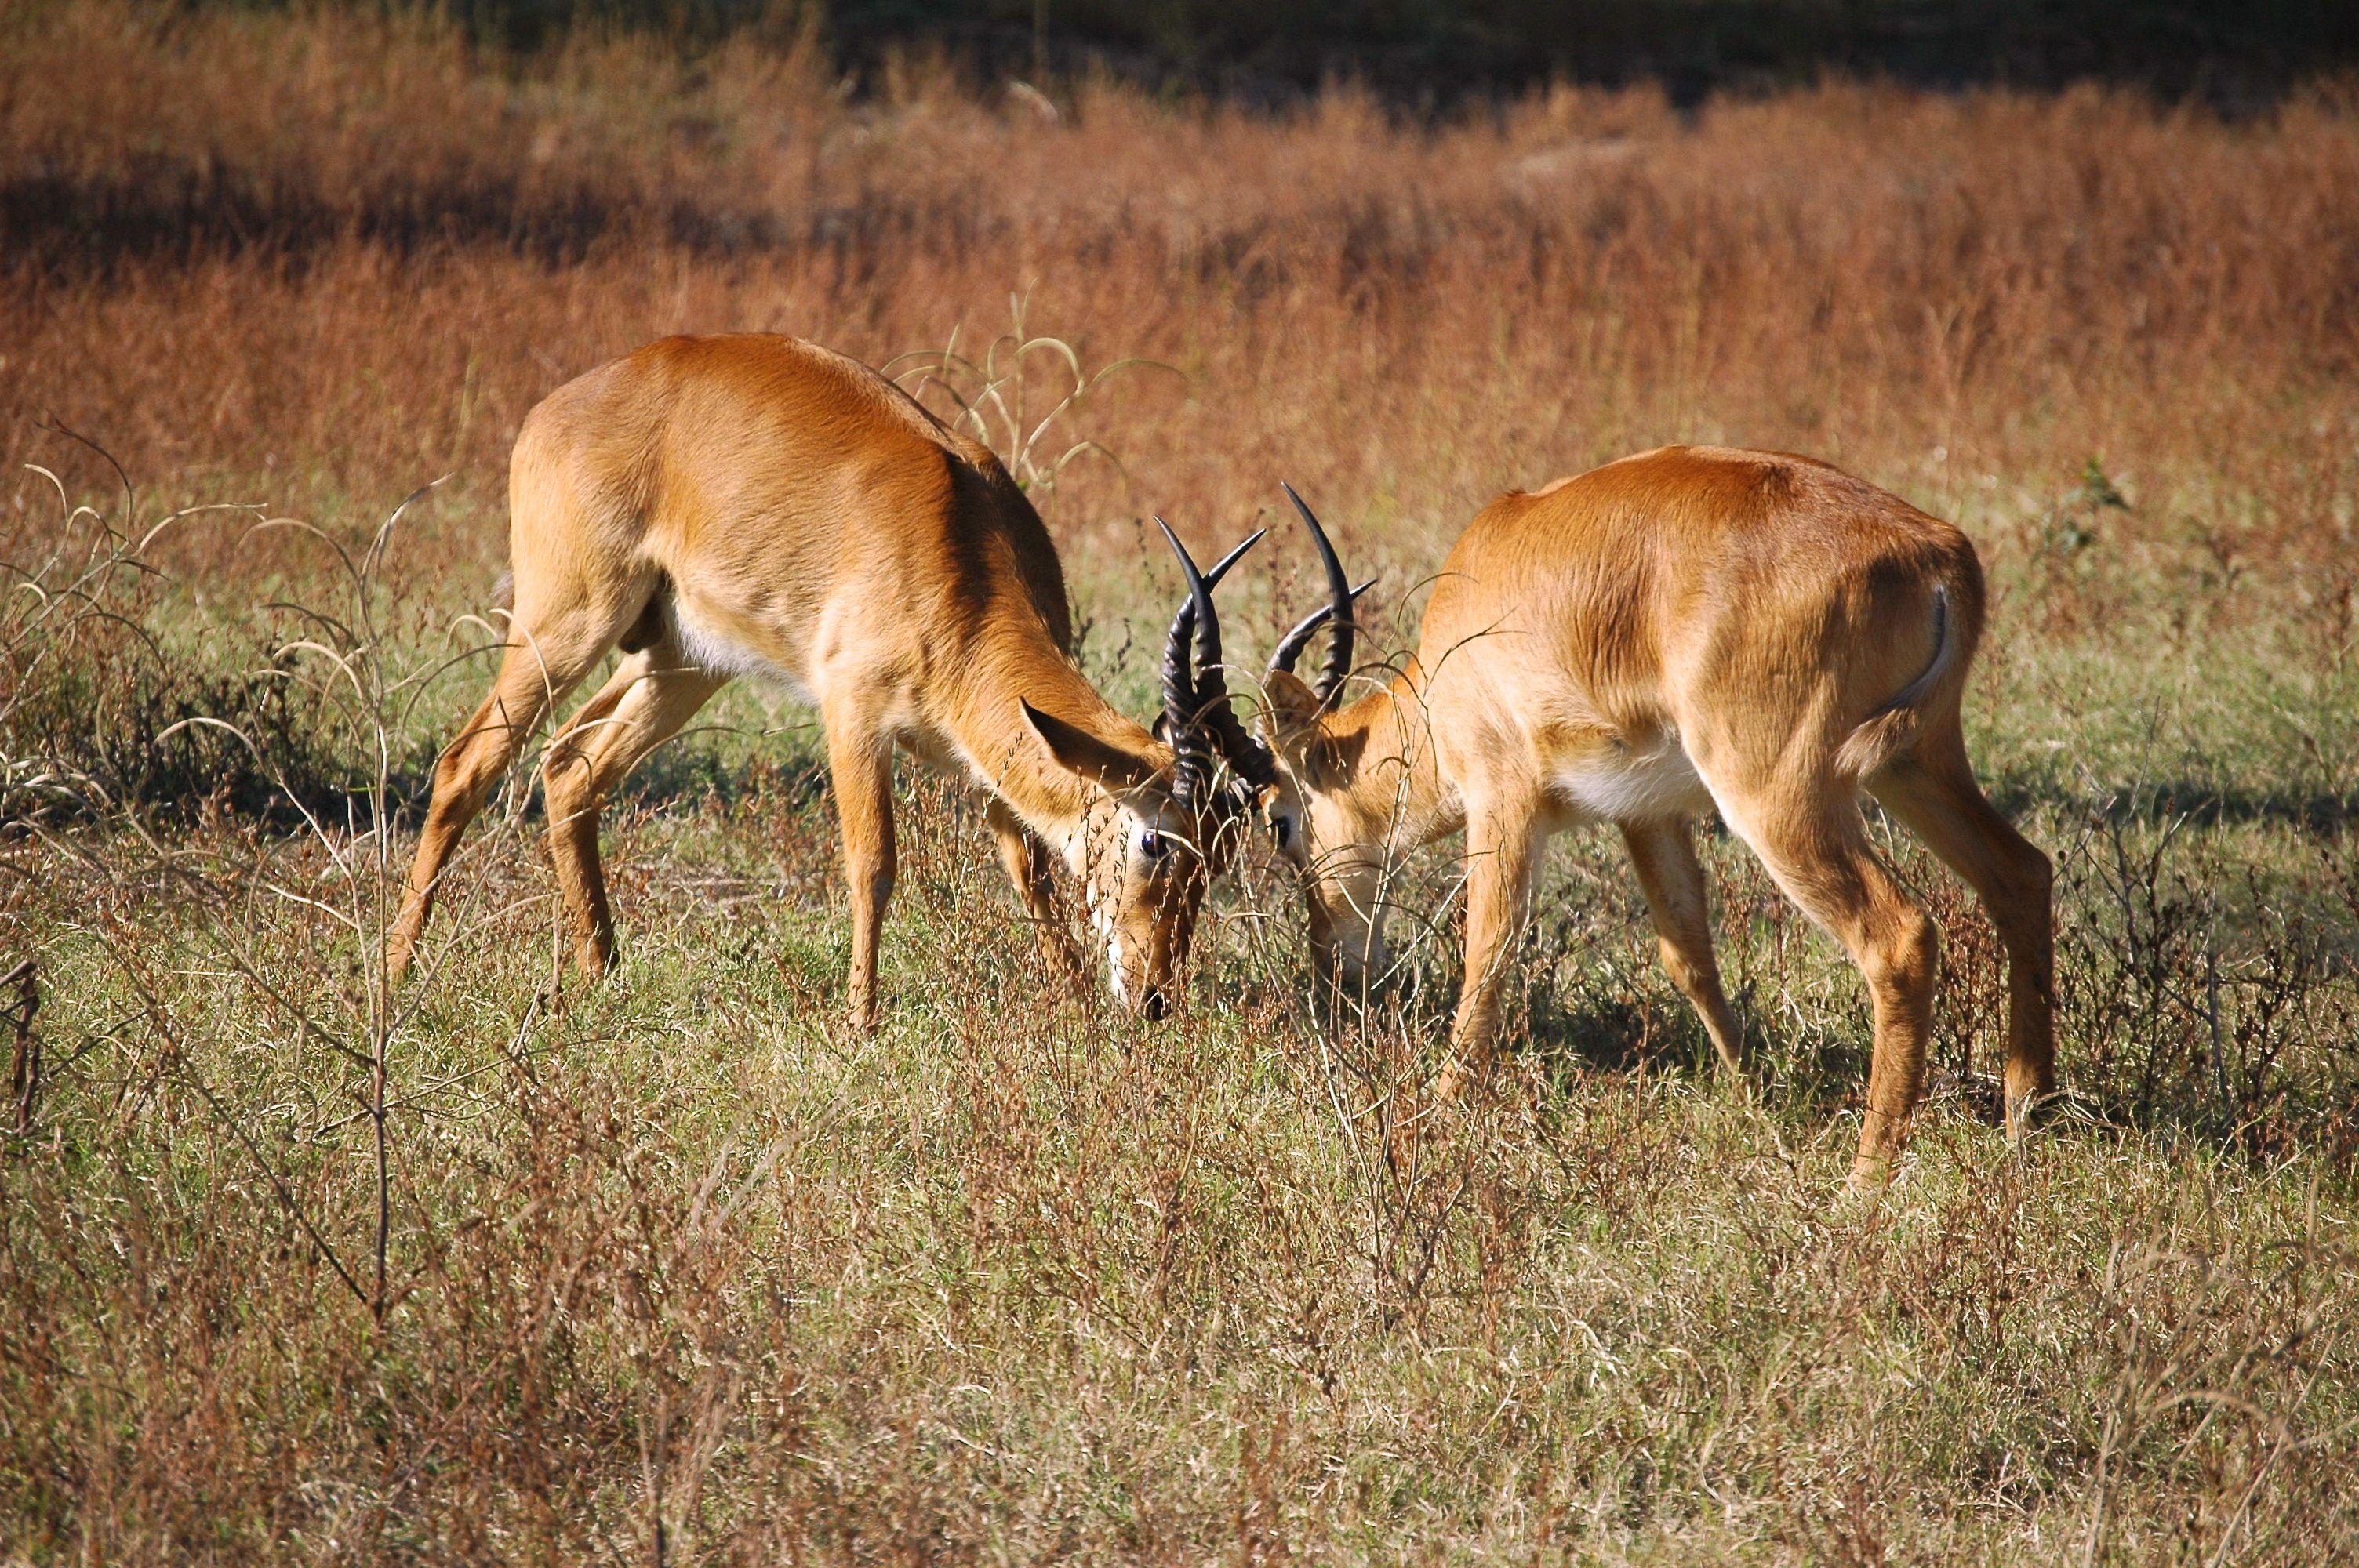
[
  {"left": 1202, "top": 450, "right": 2055, "bottom": 1187},
  {"left": 385, "top": 332, "right": 1261, "bottom": 1025}
]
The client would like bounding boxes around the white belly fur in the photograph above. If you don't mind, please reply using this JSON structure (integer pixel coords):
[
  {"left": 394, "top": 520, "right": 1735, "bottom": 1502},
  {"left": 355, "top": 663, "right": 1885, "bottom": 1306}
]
[
  {"left": 671, "top": 597, "right": 821, "bottom": 708},
  {"left": 1554, "top": 742, "right": 1714, "bottom": 822}
]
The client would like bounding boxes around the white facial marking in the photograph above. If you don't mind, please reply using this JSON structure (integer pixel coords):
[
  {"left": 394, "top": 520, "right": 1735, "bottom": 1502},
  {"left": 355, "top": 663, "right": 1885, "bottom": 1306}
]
[{"left": 1073, "top": 804, "right": 1131, "bottom": 1000}]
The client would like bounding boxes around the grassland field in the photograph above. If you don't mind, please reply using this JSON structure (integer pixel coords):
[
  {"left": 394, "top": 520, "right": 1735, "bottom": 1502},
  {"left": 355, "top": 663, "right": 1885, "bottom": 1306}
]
[{"left": 2, "top": 4, "right": 2357, "bottom": 1562}]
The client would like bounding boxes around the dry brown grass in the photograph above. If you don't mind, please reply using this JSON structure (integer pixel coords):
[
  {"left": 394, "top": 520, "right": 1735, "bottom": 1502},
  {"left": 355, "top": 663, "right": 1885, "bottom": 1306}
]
[
  {"left": 4, "top": 3, "right": 2357, "bottom": 1562},
  {"left": 8, "top": 2, "right": 2359, "bottom": 632}
]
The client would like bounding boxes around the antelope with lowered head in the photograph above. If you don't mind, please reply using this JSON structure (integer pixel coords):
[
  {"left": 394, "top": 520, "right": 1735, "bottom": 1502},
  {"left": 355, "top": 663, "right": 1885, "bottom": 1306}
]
[
  {"left": 1203, "top": 452, "right": 2053, "bottom": 1187},
  {"left": 386, "top": 332, "right": 1260, "bottom": 1025}
]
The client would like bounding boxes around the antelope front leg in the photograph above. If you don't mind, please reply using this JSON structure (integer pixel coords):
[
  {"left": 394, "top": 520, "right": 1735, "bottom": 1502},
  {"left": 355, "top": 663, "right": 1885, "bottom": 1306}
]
[
  {"left": 825, "top": 721, "right": 898, "bottom": 1035},
  {"left": 1437, "top": 793, "right": 1545, "bottom": 1100},
  {"left": 988, "top": 798, "right": 1085, "bottom": 987},
  {"left": 541, "top": 660, "right": 645, "bottom": 979},
  {"left": 1621, "top": 818, "right": 1747, "bottom": 1083}
]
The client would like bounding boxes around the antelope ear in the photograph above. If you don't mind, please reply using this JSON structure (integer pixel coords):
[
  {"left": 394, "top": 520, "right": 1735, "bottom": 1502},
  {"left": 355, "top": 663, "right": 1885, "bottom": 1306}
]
[
  {"left": 1023, "top": 700, "right": 1161, "bottom": 797},
  {"left": 1259, "top": 669, "right": 1325, "bottom": 746}
]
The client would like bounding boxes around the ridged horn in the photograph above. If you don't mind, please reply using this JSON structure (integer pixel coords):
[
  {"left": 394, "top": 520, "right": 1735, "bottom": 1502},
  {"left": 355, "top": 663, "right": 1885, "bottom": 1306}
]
[
  {"left": 1157, "top": 519, "right": 1263, "bottom": 809},
  {"left": 1270, "top": 482, "right": 1365, "bottom": 710},
  {"left": 1160, "top": 523, "right": 1278, "bottom": 798}
]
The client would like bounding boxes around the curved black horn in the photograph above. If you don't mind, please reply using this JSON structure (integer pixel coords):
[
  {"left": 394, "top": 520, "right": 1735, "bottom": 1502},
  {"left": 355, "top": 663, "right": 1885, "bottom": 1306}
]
[
  {"left": 1274, "top": 482, "right": 1362, "bottom": 710},
  {"left": 1156, "top": 523, "right": 1210, "bottom": 808},
  {"left": 1159, "top": 522, "right": 1276, "bottom": 800},
  {"left": 1187, "top": 527, "right": 1264, "bottom": 673},
  {"left": 1204, "top": 687, "right": 1278, "bottom": 789},
  {"left": 1158, "top": 527, "right": 1263, "bottom": 717},
  {"left": 1155, "top": 518, "right": 1236, "bottom": 809},
  {"left": 1193, "top": 531, "right": 1281, "bottom": 788},
  {"left": 1270, "top": 581, "right": 1376, "bottom": 685},
  {"left": 1202, "top": 529, "right": 1267, "bottom": 586}
]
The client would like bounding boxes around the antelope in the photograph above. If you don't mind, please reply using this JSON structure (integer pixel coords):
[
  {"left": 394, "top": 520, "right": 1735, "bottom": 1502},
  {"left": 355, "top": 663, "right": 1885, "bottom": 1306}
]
[
  {"left": 384, "top": 332, "right": 1263, "bottom": 1025},
  {"left": 1202, "top": 450, "right": 2055, "bottom": 1187}
]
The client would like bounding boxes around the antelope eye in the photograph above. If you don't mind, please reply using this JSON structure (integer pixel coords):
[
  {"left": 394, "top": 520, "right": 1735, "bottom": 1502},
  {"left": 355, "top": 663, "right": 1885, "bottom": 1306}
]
[
  {"left": 1274, "top": 815, "right": 1293, "bottom": 847},
  {"left": 1139, "top": 829, "right": 1166, "bottom": 859}
]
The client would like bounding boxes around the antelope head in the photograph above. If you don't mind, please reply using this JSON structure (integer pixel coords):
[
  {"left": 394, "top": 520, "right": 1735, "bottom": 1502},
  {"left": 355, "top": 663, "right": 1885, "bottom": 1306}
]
[
  {"left": 1020, "top": 520, "right": 1266, "bottom": 1016},
  {"left": 1249, "top": 486, "right": 1388, "bottom": 992},
  {"left": 1127, "top": 486, "right": 1386, "bottom": 993}
]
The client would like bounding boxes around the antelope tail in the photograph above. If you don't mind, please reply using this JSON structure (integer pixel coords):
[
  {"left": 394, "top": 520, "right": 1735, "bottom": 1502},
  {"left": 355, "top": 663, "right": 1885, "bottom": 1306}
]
[{"left": 1834, "top": 583, "right": 1957, "bottom": 779}]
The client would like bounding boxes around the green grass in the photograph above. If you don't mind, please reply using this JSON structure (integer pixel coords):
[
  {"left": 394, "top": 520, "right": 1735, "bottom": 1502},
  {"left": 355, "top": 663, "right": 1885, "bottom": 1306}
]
[{"left": 4, "top": 482, "right": 2355, "bottom": 1563}]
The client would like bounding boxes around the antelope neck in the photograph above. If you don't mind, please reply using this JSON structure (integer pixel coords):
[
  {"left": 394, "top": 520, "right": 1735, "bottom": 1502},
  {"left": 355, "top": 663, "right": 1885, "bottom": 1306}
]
[
  {"left": 947, "top": 615, "right": 1146, "bottom": 867},
  {"left": 1323, "top": 661, "right": 1454, "bottom": 850}
]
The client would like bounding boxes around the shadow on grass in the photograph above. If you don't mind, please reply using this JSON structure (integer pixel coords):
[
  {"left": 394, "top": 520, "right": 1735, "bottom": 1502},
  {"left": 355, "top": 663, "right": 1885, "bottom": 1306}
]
[
  {"left": 1510, "top": 968, "right": 2354, "bottom": 1184},
  {"left": 1514, "top": 982, "right": 1873, "bottom": 1123},
  {"left": 6, "top": 704, "right": 831, "bottom": 837},
  {"left": 1988, "top": 776, "right": 2357, "bottom": 837}
]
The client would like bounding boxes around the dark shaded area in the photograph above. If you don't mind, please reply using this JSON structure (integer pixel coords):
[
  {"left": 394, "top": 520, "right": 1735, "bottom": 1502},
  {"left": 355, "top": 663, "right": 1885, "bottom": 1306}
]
[
  {"left": 0, "top": 641, "right": 360, "bottom": 830},
  {"left": 245, "top": 0, "right": 2359, "bottom": 107},
  {"left": 1987, "top": 777, "right": 2358, "bottom": 839},
  {"left": 0, "top": 176, "right": 627, "bottom": 273},
  {"left": 0, "top": 172, "right": 936, "bottom": 277},
  {"left": 1520, "top": 971, "right": 1876, "bottom": 1119}
]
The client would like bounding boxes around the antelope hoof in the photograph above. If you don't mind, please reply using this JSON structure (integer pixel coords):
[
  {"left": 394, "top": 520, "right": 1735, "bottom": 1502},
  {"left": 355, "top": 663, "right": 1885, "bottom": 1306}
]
[
  {"left": 1846, "top": 1152, "right": 1896, "bottom": 1194},
  {"left": 2004, "top": 1084, "right": 2051, "bottom": 1148}
]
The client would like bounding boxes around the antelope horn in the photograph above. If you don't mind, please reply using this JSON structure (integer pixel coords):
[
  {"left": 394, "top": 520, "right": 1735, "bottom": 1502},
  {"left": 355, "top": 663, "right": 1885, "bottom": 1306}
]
[
  {"left": 1157, "top": 519, "right": 1262, "bottom": 808},
  {"left": 1158, "top": 528, "right": 1262, "bottom": 732},
  {"left": 1187, "top": 529, "right": 1283, "bottom": 789},
  {"left": 1158, "top": 522, "right": 1277, "bottom": 796},
  {"left": 1271, "top": 482, "right": 1365, "bottom": 710},
  {"left": 1270, "top": 581, "right": 1376, "bottom": 685},
  {"left": 1165, "top": 527, "right": 1265, "bottom": 658},
  {"left": 1204, "top": 685, "right": 1279, "bottom": 789}
]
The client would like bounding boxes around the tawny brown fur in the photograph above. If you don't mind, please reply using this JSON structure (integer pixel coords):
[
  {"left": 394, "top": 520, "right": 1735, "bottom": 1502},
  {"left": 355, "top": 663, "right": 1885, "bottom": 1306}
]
[
  {"left": 1260, "top": 446, "right": 2055, "bottom": 1186},
  {"left": 387, "top": 333, "right": 1216, "bottom": 1025}
]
